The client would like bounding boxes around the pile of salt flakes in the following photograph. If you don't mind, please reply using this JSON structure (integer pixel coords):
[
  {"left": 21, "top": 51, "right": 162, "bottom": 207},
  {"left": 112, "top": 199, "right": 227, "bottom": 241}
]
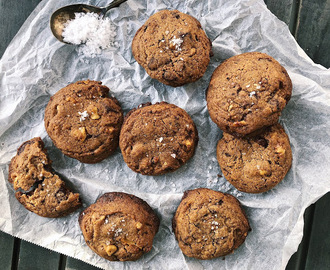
[{"left": 62, "top": 12, "right": 118, "bottom": 57}]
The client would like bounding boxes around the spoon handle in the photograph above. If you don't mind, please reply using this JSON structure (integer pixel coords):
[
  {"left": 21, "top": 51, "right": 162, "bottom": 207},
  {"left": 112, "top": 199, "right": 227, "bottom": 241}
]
[{"left": 101, "top": 0, "right": 128, "bottom": 15}]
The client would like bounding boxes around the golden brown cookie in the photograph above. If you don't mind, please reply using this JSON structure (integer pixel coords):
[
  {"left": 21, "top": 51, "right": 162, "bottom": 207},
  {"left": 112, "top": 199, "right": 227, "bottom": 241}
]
[
  {"left": 132, "top": 9, "right": 212, "bottom": 87},
  {"left": 172, "top": 188, "right": 250, "bottom": 259},
  {"left": 44, "top": 80, "right": 123, "bottom": 163},
  {"left": 8, "top": 137, "right": 81, "bottom": 218},
  {"left": 119, "top": 102, "right": 198, "bottom": 175},
  {"left": 79, "top": 192, "right": 160, "bottom": 261},
  {"left": 206, "top": 52, "right": 292, "bottom": 137},
  {"left": 217, "top": 123, "right": 292, "bottom": 193}
]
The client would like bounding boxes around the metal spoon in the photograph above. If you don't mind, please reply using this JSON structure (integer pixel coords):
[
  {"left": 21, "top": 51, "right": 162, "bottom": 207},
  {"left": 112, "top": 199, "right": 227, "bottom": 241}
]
[{"left": 50, "top": 0, "right": 127, "bottom": 43}]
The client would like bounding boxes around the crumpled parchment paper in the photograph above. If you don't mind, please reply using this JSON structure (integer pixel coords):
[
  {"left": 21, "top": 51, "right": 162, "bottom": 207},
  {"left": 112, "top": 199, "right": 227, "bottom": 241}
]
[{"left": 1, "top": 0, "right": 330, "bottom": 269}]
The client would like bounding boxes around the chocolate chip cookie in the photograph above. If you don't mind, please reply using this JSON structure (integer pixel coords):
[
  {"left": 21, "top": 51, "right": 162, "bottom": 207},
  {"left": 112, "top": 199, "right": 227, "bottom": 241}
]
[
  {"left": 172, "top": 188, "right": 250, "bottom": 259},
  {"left": 44, "top": 80, "right": 123, "bottom": 163},
  {"left": 206, "top": 52, "right": 292, "bottom": 137},
  {"left": 79, "top": 192, "right": 159, "bottom": 261},
  {"left": 217, "top": 123, "right": 292, "bottom": 193},
  {"left": 119, "top": 102, "right": 198, "bottom": 175},
  {"left": 132, "top": 9, "right": 212, "bottom": 87},
  {"left": 8, "top": 137, "right": 81, "bottom": 218}
]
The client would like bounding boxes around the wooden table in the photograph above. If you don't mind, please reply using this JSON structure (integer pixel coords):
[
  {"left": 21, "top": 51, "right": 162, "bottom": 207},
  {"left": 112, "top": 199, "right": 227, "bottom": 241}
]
[{"left": 1, "top": 0, "right": 329, "bottom": 269}]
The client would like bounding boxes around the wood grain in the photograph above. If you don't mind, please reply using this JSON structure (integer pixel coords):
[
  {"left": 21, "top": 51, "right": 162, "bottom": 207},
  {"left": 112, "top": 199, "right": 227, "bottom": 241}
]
[
  {"left": 305, "top": 192, "right": 330, "bottom": 269},
  {"left": 0, "top": 232, "right": 15, "bottom": 270},
  {"left": 16, "top": 240, "right": 61, "bottom": 270},
  {"left": 264, "top": 0, "right": 297, "bottom": 33},
  {"left": 295, "top": 0, "right": 330, "bottom": 67},
  {"left": 0, "top": 0, "right": 41, "bottom": 58}
]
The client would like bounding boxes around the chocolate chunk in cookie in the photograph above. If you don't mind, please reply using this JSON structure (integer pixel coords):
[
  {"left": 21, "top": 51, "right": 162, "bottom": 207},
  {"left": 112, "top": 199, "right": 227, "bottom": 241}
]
[
  {"left": 44, "top": 80, "right": 123, "bottom": 163},
  {"left": 119, "top": 102, "right": 198, "bottom": 175},
  {"left": 217, "top": 123, "right": 292, "bottom": 193},
  {"left": 8, "top": 137, "right": 81, "bottom": 218},
  {"left": 172, "top": 188, "right": 250, "bottom": 259},
  {"left": 132, "top": 9, "right": 212, "bottom": 87},
  {"left": 79, "top": 192, "right": 160, "bottom": 261},
  {"left": 207, "top": 52, "right": 292, "bottom": 137}
]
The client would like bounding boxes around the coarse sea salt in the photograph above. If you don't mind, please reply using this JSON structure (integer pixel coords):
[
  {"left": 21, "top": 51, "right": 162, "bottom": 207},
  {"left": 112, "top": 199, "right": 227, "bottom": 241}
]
[
  {"left": 170, "top": 36, "right": 183, "bottom": 51},
  {"left": 62, "top": 12, "right": 118, "bottom": 57},
  {"left": 78, "top": 110, "right": 89, "bottom": 121}
]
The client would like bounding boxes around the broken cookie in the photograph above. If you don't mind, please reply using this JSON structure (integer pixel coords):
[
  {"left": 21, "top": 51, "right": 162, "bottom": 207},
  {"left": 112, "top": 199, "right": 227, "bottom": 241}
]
[{"left": 8, "top": 137, "right": 81, "bottom": 218}]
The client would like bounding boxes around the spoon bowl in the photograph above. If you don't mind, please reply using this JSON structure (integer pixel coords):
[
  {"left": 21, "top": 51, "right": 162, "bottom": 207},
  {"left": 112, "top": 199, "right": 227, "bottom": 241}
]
[{"left": 50, "top": 0, "right": 127, "bottom": 43}]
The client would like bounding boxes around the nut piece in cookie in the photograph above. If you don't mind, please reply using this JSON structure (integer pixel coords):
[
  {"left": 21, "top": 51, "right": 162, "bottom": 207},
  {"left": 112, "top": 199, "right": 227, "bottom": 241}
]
[
  {"left": 206, "top": 52, "right": 292, "bottom": 136},
  {"left": 79, "top": 192, "right": 160, "bottom": 261},
  {"left": 44, "top": 80, "right": 123, "bottom": 163},
  {"left": 217, "top": 123, "right": 292, "bottom": 193},
  {"left": 172, "top": 188, "right": 250, "bottom": 259},
  {"left": 119, "top": 102, "right": 198, "bottom": 175},
  {"left": 8, "top": 137, "right": 81, "bottom": 218},
  {"left": 132, "top": 9, "right": 212, "bottom": 87}
]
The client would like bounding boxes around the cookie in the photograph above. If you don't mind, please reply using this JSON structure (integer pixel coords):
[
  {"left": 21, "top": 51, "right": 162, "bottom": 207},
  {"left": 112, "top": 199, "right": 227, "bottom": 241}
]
[
  {"left": 8, "top": 137, "right": 81, "bottom": 218},
  {"left": 79, "top": 192, "right": 160, "bottom": 261},
  {"left": 172, "top": 188, "right": 250, "bottom": 259},
  {"left": 132, "top": 9, "right": 212, "bottom": 87},
  {"left": 119, "top": 102, "right": 198, "bottom": 175},
  {"left": 206, "top": 52, "right": 292, "bottom": 137},
  {"left": 217, "top": 123, "right": 292, "bottom": 193},
  {"left": 44, "top": 80, "right": 123, "bottom": 163}
]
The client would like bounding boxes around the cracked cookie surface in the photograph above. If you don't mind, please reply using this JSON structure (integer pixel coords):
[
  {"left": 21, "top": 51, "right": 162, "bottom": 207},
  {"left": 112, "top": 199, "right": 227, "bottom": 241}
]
[
  {"left": 119, "top": 102, "right": 198, "bottom": 175},
  {"left": 217, "top": 123, "right": 292, "bottom": 193},
  {"left": 8, "top": 137, "right": 81, "bottom": 217},
  {"left": 44, "top": 80, "right": 123, "bottom": 163},
  {"left": 132, "top": 9, "right": 212, "bottom": 87},
  {"left": 172, "top": 188, "right": 250, "bottom": 259},
  {"left": 79, "top": 192, "right": 159, "bottom": 261},
  {"left": 207, "top": 52, "right": 292, "bottom": 137}
]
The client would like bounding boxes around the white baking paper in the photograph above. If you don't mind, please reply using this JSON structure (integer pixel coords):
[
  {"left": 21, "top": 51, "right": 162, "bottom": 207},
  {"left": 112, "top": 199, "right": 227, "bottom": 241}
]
[{"left": 1, "top": 0, "right": 330, "bottom": 269}]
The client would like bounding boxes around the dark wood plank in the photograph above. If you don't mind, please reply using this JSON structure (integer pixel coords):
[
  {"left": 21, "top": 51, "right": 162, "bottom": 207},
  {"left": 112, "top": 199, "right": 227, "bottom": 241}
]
[
  {"left": 305, "top": 192, "right": 330, "bottom": 269},
  {"left": 264, "top": 0, "right": 296, "bottom": 33},
  {"left": 286, "top": 205, "right": 315, "bottom": 270},
  {"left": 65, "top": 257, "right": 100, "bottom": 270},
  {"left": 295, "top": 0, "right": 330, "bottom": 68},
  {"left": 0, "top": 231, "right": 16, "bottom": 270},
  {"left": 0, "top": 0, "right": 42, "bottom": 58},
  {"left": 17, "top": 240, "right": 61, "bottom": 270}
]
